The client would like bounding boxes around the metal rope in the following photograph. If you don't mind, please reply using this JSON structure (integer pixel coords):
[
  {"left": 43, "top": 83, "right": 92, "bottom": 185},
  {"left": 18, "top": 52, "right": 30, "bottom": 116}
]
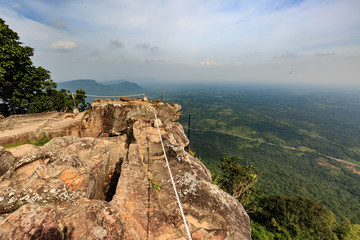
[
  {"left": 149, "top": 106, "right": 192, "bottom": 240},
  {"left": 72, "top": 93, "right": 145, "bottom": 98}
]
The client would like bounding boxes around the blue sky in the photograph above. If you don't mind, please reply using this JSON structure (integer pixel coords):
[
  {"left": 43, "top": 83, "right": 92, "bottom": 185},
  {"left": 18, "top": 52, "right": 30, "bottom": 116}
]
[{"left": 1, "top": 0, "right": 359, "bottom": 86}]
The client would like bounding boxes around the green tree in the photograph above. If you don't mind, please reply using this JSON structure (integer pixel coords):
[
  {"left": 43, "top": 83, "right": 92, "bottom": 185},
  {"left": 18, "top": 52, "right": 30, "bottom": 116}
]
[
  {"left": 0, "top": 18, "right": 57, "bottom": 116},
  {"left": 74, "top": 89, "right": 91, "bottom": 112},
  {"left": 26, "top": 88, "right": 90, "bottom": 113},
  {"left": 334, "top": 220, "right": 360, "bottom": 240},
  {"left": 218, "top": 156, "right": 260, "bottom": 199},
  {"left": 0, "top": 18, "right": 90, "bottom": 115},
  {"left": 252, "top": 195, "right": 339, "bottom": 240},
  {"left": 345, "top": 224, "right": 360, "bottom": 240},
  {"left": 212, "top": 156, "right": 353, "bottom": 239}
]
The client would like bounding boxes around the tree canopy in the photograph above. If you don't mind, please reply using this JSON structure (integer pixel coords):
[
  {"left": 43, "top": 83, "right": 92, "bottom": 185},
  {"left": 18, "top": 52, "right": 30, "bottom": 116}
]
[
  {"left": 217, "top": 156, "right": 260, "bottom": 199},
  {"left": 212, "top": 156, "right": 359, "bottom": 239},
  {"left": 0, "top": 18, "right": 88, "bottom": 116}
]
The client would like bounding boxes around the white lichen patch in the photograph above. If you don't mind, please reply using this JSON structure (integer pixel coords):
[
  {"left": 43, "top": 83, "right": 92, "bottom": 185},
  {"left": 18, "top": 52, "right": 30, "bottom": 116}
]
[
  {"left": 93, "top": 226, "right": 107, "bottom": 239},
  {"left": 19, "top": 194, "right": 30, "bottom": 202},
  {"left": 178, "top": 172, "right": 199, "bottom": 197},
  {"left": 176, "top": 154, "right": 183, "bottom": 163},
  {"left": 0, "top": 184, "right": 85, "bottom": 212}
]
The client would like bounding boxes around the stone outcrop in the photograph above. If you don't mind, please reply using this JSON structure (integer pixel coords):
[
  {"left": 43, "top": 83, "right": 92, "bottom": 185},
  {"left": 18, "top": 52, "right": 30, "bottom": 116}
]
[
  {"left": 7, "top": 144, "right": 38, "bottom": 161},
  {"left": 0, "top": 146, "right": 15, "bottom": 177},
  {"left": 0, "top": 111, "right": 88, "bottom": 145},
  {"left": 0, "top": 99, "right": 251, "bottom": 239},
  {"left": 85, "top": 98, "right": 181, "bottom": 137}
]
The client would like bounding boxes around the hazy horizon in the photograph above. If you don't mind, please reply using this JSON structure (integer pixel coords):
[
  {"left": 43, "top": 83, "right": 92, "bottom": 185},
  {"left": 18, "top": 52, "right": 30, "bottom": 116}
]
[
  {"left": 55, "top": 78, "right": 360, "bottom": 95},
  {"left": 1, "top": 0, "right": 359, "bottom": 87}
]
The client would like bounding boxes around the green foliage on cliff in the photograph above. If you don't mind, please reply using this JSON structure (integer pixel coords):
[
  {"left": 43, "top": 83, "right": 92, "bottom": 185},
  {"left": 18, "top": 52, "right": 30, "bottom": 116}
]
[
  {"left": 252, "top": 195, "right": 338, "bottom": 239},
  {"left": 216, "top": 156, "right": 260, "bottom": 199},
  {"left": 249, "top": 194, "right": 360, "bottom": 239},
  {"left": 214, "top": 156, "right": 359, "bottom": 239},
  {"left": 0, "top": 18, "right": 89, "bottom": 116}
]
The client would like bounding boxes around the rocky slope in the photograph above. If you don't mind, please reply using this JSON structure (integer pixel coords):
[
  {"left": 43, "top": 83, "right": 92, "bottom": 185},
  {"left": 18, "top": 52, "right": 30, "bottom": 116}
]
[{"left": 0, "top": 98, "right": 251, "bottom": 239}]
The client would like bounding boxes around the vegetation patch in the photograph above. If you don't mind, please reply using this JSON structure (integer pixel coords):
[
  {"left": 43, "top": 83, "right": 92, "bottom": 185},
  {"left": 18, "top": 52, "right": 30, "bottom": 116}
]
[
  {"left": 3, "top": 135, "right": 51, "bottom": 149},
  {"left": 34, "top": 135, "right": 51, "bottom": 146},
  {"left": 150, "top": 178, "right": 160, "bottom": 191},
  {"left": 298, "top": 146, "right": 316, "bottom": 152},
  {"left": 211, "top": 155, "right": 359, "bottom": 239},
  {"left": 3, "top": 140, "right": 31, "bottom": 149}
]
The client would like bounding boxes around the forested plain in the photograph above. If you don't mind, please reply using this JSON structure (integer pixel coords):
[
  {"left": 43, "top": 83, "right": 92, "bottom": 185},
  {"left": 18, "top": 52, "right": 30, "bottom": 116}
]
[{"left": 160, "top": 86, "right": 360, "bottom": 226}]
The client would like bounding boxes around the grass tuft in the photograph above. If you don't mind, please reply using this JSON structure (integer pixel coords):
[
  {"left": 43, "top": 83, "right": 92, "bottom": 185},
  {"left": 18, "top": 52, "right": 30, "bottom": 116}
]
[
  {"left": 3, "top": 135, "right": 51, "bottom": 149},
  {"left": 150, "top": 178, "right": 160, "bottom": 191}
]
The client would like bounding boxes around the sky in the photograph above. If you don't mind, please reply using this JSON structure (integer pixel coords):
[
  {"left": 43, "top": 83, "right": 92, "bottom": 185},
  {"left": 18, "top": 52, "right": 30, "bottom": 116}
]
[{"left": 1, "top": 0, "right": 360, "bottom": 87}]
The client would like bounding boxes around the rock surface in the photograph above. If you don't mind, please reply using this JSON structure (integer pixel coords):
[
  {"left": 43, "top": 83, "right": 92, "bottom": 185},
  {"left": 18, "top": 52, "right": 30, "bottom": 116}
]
[
  {"left": 0, "top": 99, "right": 251, "bottom": 239},
  {"left": 0, "top": 111, "right": 88, "bottom": 145},
  {"left": 0, "top": 147, "right": 15, "bottom": 177},
  {"left": 7, "top": 144, "right": 38, "bottom": 161}
]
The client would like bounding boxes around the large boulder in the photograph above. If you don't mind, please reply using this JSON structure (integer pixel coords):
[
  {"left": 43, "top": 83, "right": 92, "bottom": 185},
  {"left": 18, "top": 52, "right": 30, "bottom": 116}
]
[
  {"left": 85, "top": 98, "right": 182, "bottom": 137},
  {"left": 0, "top": 198, "right": 129, "bottom": 239},
  {"left": 0, "top": 137, "right": 113, "bottom": 213}
]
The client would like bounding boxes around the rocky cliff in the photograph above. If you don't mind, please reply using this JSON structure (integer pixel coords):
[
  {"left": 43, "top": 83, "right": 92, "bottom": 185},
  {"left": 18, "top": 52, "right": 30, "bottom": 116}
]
[{"left": 0, "top": 98, "right": 251, "bottom": 239}]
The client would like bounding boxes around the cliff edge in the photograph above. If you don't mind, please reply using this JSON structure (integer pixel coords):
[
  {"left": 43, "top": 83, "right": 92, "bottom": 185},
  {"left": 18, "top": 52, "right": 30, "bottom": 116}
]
[{"left": 0, "top": 98, "right": 251, "bottom": 239}]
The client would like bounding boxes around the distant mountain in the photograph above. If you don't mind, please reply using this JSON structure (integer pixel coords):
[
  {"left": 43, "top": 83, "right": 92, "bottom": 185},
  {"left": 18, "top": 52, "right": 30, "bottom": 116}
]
[
  {"left": 101, "top": 78, "right": 160, "bottom": 89},
  {"left": 100, "top": 79, "right": 128, "bottom": 85},
  {"left": 57, "top": 79, "right": 144, "bottom": 102}
]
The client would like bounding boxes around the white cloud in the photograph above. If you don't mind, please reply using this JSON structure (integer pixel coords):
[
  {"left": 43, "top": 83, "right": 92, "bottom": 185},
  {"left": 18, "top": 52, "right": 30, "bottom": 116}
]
[
  {"left": 137, "top": 43, "right": 151, "bottom": 49},
  {"left": 314, "top": 53, "right": 336, "bottom": 57},
  {"left": 50, "top": 41, "right": 79, "bottom": 51},
  {"left": 137, "top": 43, "right": 158, "bottom": 52},
  {"left": 274, "top": 52, "right": 298, "bottom": 59},
  {"left": 199, "top": 60, "right": 222, "bottom": 67},
  {"left": 1, "top": 0, "right": 360, "bottom": 86},
  {"left": 110, "top": 38, "right": 125, "bottom": 48}
]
